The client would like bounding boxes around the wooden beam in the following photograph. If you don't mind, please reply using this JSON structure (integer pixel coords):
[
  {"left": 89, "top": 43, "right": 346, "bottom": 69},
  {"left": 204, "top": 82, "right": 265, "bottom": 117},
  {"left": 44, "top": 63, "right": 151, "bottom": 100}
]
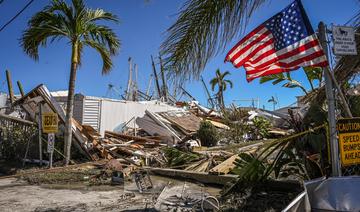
[
  {"left": 104, "top": 130, "right": 161, "bottom": 145},
  {"left": 5, "top": 70, "right": 14, "bottom": 104},
  {"left": 17, "top": 80, "right": 25, "bottom": 97}
]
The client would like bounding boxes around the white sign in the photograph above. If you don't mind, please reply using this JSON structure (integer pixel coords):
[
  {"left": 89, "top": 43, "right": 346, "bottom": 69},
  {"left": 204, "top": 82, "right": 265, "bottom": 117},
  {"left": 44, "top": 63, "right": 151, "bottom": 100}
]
[
  {"left": 332, "top": 26, "right": 357, "bottom": 55},
  {"left": 47, "top": 133, "right": 55, "bottom": 153}
]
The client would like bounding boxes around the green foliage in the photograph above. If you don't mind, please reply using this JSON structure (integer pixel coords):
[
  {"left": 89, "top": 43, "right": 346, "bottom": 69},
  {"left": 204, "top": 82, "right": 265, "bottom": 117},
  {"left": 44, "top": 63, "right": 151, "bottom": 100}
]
[
  {"left": 21, "top": 0, "right": 121, "bottom": 74},
  {"left": 0, "top": 125, "right": 37, "bottom": 161},
  {"left": 197, "top": 121, "right": 218, "bottom": 147},
  {"left": 232, "top": 153, "right": 269, "bottom": 182},
  {"left": 349, "top": 95, "right": 360, "bottom": 117},
  {"left": 260, "top": 72, "right": 308, "bottom": 94},
  {"left": 220, "top": 106, "right": 250, "bottom": 143},
  {"left": 259, "top": 67, "right": 323, "bottom": 95},
  {"left": 162, "top": 147, "right": 202, "bottom": 167},
  {"left": 249, "top": 117, "right": 271, "bottom": 139},
  {"left": 160, "top": 0, "right": 266, "bottom": 81},
  {"left": 223, "top": 124, "right": 327, "bottom": 195}
]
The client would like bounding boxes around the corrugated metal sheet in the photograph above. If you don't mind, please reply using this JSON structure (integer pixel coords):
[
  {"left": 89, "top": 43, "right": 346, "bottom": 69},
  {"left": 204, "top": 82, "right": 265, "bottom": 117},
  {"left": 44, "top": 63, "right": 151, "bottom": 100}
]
[{"left": 82, "top": 98, "right": 101, "bottom": 131}]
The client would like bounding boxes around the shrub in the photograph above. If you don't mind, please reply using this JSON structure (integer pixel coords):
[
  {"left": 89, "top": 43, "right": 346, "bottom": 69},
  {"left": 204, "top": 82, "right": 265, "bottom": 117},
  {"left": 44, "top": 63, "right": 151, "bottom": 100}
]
[
  {"left": 249, "top": 117, "right": 271, "bottom": 139},
  {"left": 197, "top": 121, "right": 218, "bottom": 147}
]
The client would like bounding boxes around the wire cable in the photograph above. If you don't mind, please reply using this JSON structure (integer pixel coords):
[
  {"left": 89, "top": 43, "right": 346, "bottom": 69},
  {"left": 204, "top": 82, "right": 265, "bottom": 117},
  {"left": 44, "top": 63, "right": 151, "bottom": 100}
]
[{"left": 0, "top": 0, "right": 35, "bottom": 32}]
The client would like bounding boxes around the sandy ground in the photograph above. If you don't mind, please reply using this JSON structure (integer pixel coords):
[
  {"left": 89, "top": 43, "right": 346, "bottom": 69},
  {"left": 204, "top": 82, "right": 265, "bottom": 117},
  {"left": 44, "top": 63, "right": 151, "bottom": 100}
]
[
  {"left": 0, "top": 178, "right": 157, "bottom": 212},
  {"left": 0, "top": 176, "right": 221, "bottom": 212}
]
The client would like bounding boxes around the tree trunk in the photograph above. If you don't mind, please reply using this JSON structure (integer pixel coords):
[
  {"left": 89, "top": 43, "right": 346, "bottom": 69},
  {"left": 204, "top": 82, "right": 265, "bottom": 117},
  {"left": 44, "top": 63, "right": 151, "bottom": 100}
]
[{"left": 64, "top": 42, "right": 79, "bottom": 165}]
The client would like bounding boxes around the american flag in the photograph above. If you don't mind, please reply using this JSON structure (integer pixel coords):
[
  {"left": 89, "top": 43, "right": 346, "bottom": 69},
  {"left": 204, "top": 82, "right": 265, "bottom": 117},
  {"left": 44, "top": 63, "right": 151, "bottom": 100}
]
[{"left": 225, "top": 0, "right": 328, "bottom": 82}]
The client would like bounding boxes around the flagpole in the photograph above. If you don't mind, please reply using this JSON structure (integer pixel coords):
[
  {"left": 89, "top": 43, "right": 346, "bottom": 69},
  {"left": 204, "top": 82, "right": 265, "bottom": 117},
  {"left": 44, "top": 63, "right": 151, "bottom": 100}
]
[{"left": 318, "top": 22, "right": 342, "bottom": 176}]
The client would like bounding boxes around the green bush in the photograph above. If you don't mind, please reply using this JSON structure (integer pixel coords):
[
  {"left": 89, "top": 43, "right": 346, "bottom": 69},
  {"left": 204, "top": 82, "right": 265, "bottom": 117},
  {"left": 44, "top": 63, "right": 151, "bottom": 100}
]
[
  {"left": 197, "top": 121, "right": 218, "bottom": 147},
  {"left": 249, "top": 117, "right": 271, "bottom": 139}
]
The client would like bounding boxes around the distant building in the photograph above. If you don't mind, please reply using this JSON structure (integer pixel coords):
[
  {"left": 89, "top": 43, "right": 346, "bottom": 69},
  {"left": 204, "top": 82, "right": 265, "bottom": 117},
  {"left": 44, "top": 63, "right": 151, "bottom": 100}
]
[{"left": 51, "top": 91, "right": 179, "bottom": 135}]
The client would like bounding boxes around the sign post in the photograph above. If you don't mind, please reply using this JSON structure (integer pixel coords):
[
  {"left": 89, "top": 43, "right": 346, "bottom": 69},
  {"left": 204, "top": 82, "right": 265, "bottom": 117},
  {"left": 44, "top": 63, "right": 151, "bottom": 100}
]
[
  {"left": 337, "top": 118, "right": 360, "bottom": 166},
  {"left": 318, "top": 22, "right": 342, "bottom": 176},
  {"left": 42, "top": 112, "right": 58, "bottom": 168},
  {"left": 47, "top": 133, "right": 55, "bottom": 168},
  {"left": 332, "top": 26, "right": 357, "bottom": 56}
]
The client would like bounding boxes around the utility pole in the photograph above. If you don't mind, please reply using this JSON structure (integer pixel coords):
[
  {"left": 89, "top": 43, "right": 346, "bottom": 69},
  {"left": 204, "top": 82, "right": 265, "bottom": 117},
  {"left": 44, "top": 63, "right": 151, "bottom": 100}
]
[
  {"left": 151, "top": 55, "right": 162, "bottom": 99},
  {"left": 201, "top": 76, "right": 215, "bottom": 109},
  {"left": 146, "top": 74, "right": 153, "bottom": 97},
  {"left": 126, "top": 57, "right": 133, "bottom": 100},
  {"left": 38, "top": 103, "right": 43, "bottom": 166},
  {"left": 318, "top": 22, "right": 341, "bottom": 176},
  {"left": 180, "top": 86, "right": 197, "bottom": 101},
  {"left": 134, "top": 64, "right": 138, "bottom": 101},
  {"left": 159, "top": 55, "right": 168, "bottom": 102}
]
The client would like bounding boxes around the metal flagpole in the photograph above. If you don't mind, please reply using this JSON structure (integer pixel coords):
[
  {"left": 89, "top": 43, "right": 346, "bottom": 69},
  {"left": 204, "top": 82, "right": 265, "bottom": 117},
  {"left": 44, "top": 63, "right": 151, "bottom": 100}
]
[{"left": 318, "top": 22, "right": 341, "bottom": 176}]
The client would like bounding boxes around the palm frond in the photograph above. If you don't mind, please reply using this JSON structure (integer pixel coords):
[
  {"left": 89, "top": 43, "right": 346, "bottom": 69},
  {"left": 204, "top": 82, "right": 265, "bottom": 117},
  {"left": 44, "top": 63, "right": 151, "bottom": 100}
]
[
  {"left": 225, "top": 79, "right": 233, "bottom": 88},
  {"left": 210, "top": 78, "right": 218, "bottom": 91},
  {"left": 21, "top": 24, "right": 68, "bottom": 60},
  {"left": 259, "top": 73, "right": 284, "bottom": 84},
  {"left": 83, "top": 40, "right": 112, "bottom": 74},
  {"left": 84, "top": 8, "right": 119, "bottom": 23},
  {"left": 161, "top": 0, "right": 266, "bottom": 81},
  {"left": 84, "top": 24, "right": 120, "bottom": 55}
]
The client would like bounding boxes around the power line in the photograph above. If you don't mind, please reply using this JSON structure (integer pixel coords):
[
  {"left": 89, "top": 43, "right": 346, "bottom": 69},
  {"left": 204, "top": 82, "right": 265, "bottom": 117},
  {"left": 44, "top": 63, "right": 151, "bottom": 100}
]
[{"left": 0, "top": 0, "right": 35, "bottom": 33}]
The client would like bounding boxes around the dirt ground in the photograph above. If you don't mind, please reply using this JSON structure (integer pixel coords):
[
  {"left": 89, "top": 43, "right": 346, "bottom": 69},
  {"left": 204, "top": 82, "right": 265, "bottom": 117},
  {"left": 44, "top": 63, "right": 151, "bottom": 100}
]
[
  {"left": 0, "top": 174, "right": 221, "bottom": 212},
  {"left": 0, "top": 178, "right": 154, "bottom": 212}
]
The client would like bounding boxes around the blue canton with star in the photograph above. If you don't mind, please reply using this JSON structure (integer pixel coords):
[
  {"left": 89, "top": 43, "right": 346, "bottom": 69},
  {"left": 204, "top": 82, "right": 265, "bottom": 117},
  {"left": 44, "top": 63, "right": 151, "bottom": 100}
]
[{"left": 264, "top": 0, "right": 314, "bottom": 51}]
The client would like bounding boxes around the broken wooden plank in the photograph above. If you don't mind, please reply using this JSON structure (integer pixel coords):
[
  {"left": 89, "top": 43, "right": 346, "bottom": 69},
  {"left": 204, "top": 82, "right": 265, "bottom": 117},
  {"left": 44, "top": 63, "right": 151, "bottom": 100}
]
[
  {"left": 209, "top": 154, "right": 239, "bottom": 175},
  {"left": 0, "top": 113, "right": 36, "bottom": 126},
  {"left": 104, "top": 130, "right": 161, "bottom": 145},
  {"left": 13, "top": 84, "right": 93, "bottom": 160}
]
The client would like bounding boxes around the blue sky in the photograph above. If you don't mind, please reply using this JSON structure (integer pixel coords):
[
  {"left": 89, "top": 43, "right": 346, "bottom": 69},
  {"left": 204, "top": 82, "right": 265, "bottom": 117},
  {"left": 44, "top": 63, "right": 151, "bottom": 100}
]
[{"left": 0, "top": 0, "right": 358, "bottom": 110}]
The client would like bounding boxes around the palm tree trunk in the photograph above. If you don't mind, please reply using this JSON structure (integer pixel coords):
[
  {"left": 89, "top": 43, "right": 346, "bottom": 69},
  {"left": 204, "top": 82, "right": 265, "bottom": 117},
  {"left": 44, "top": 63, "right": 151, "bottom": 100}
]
[{"left": 64, "top": 42, "right": 79, "bottom": 165}]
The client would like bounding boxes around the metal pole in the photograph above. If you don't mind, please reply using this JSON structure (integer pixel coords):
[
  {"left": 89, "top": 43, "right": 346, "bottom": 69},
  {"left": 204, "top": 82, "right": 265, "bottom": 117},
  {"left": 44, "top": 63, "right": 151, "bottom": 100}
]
[
  {"left": 49, "top": 133, "right": 54, "bottom": 169},
  {"left": 318, "top": 22, "right": 341, "bottom": 176},
  {"left": 38, "top": 103, "right": 43, "bottom": 166},
  {"left": 151, "top": 55, "right": 162, "bottom": 99}
]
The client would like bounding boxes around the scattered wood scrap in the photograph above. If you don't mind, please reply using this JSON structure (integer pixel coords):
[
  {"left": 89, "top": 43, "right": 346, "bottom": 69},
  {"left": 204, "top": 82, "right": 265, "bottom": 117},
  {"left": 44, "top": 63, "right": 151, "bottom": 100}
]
[{"left": 209, "top": 154, "right": 239, "bottom": 175}]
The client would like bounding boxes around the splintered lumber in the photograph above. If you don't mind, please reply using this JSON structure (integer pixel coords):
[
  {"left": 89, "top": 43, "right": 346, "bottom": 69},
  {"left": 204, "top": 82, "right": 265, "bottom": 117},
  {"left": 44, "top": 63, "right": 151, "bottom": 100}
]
[
  {"left": 104, "top": 131, "right": 161, "bottom": 146},
  {"left": 12, "top": 84, "right": 92, "bottom": 160},
  {"left": 209, "top": 154, "right": 239, "bottom": 175},
  {"left": 145, "top": 167, "right": 238, "bottom": 185},
  {"left": 0, "top": 113, "right": 36, "bottom": 126},
  {"left": 185, "top": 158, "right": 213, "bottom": 172}
]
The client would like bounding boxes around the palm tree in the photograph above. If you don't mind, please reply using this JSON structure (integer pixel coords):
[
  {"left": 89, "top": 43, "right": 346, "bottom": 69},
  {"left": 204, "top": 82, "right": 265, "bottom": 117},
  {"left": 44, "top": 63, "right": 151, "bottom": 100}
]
[
  {"left": 21, "top": 0, "right": 120, "bottom": 165},
  {"left": 210, "top": 69, "right": 233, "bottom": 109},
  {"left": 160, "top": 0, "right": 266, "bottom": 81}
]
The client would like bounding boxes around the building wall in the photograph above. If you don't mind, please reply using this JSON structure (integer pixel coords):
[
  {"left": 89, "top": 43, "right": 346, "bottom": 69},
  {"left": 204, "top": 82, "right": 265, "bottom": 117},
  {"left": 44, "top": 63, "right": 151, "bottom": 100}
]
[
  {"left": 82, "top": 97, "right": 100, "bottom": 131},
  {"left": 51, "top": 93, "right": 180, "bottom": 136},
  {"left": 99, "top": 99, "right": 179, "bottom": 135}
]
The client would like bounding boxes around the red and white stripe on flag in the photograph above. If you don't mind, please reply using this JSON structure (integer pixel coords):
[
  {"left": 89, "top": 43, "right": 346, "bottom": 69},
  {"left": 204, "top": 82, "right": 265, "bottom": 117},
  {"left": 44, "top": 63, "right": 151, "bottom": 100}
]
[{"left": 224, "top": 0, "right": 328, "bottom": 82}]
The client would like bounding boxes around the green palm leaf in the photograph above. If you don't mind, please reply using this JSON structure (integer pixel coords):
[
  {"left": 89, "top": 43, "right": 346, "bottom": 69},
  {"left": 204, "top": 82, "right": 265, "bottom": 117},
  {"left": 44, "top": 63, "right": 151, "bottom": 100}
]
[{"left": 161, "top": 0, "right": 266, "bottom": 81}]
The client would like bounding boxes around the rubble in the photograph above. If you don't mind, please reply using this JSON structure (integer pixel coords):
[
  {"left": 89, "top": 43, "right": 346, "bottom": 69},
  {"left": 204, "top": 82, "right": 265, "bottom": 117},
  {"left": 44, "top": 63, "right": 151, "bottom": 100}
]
[{"left": 0, "top": 82, "right": 300, "bottom": 211}]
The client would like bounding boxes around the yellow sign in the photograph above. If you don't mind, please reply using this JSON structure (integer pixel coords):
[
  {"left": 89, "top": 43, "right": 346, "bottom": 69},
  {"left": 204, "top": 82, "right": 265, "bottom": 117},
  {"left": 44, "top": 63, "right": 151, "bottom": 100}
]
[
  {"left": 42, "top": 112, "right": 58, "bottom": 133},
  {"left": 337, "top": 118, "right": 360, "bottom": 166}
]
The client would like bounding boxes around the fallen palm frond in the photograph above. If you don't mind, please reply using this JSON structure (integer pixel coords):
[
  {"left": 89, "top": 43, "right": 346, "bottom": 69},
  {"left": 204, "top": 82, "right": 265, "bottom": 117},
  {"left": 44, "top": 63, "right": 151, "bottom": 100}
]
[
  {"left": 162, "top": 147, "right": 203, "bottom": 168},
  {"left": 222, "top": 123, "right": 326, "bottom": 195}
]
